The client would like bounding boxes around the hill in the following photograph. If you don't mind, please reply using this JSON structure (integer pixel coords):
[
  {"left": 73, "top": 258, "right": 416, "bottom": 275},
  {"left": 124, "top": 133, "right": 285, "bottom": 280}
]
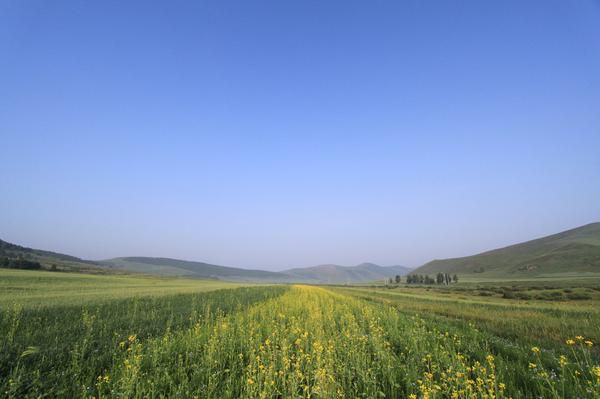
[
  {"left": 101, "top": 257, "right": 290, "bottom": 282},
  {"left": 283, "top": 262, "right": 412, "bottom": 284},
  {"left": 0, "top": 239, "right": 101, "bottom": 272},
  {"left": 412, "top": 222, "right": 600, "bottom": 277},
  {"left": 1, "top": 238, "right": 412, "bottom": 283}
]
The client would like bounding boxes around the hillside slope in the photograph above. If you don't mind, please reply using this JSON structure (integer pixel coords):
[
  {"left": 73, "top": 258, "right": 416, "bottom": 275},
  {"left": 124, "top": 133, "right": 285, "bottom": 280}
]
[
  {"left": 413, "top": 222, "right": 600, "bottom": 277},
  {"left": 284, "top": 262, "right": 412, "bottom": 284},
  {"left": 101, "top": 257, "right": 291, "bottom": 282},
  {"left": 0, "top": 239, "right": 102, "bottom": 272}
]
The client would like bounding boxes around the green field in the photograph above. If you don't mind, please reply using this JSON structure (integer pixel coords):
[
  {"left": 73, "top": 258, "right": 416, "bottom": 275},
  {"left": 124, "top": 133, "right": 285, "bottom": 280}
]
[
  {"left": 0, "top": 269, "right": 247, "bottom": 307},
  {"left": 1, "top": 270, "right": 598, "bottom": 398}
]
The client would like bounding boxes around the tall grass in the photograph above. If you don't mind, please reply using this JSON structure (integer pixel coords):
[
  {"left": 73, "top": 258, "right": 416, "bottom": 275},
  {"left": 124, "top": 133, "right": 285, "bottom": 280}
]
[
  {"left": 97, "top": 286, "right": 598, "bottom": 398},
  {"left": 1, "top": 284, "right": 598, "bottom": 398},
  {"left": 0, "top": 286, "right": 287, "bottom": 397}
]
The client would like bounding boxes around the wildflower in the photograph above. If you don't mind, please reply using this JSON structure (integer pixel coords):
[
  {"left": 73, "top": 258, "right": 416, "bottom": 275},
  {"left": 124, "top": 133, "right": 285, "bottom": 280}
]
[
  {"left": 499, "top": 383, "right": 506, "bottom": 390},
  {"left": 247, "top": 378, "right": 254, "bottom": 385},
  {"left": 559, "top": 355, "right": 568, "bottom": 367},
  {"left": 531, "top": 347, "right": 540, "bottom": 353},
  {"left": 584, "top": 340, "right": 593, "bottom": 347},
  {"left": 593, "top": 366, "right": 600, "bottom": 378},
  {"left": 409, "top": 394, "right": 417, "bottom": 399},
  {"left": 575, "top": 335, "right": 584, "bottom": 341},
  {"left": 528, "top": 363, "right": 537, "bottom": 369},
  {"left": 565, "top": 339, "right": 575, "bottom": 345}
]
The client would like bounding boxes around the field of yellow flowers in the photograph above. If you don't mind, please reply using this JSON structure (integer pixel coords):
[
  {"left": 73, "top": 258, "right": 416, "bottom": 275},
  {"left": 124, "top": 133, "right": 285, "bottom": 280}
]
[{"left": 1, "top": 284, "right": 598, "bottom": 398}]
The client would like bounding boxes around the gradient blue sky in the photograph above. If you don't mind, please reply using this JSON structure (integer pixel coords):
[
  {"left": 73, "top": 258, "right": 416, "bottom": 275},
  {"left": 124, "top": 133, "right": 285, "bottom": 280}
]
[{"left": 1, "top": 0, "right": 599, "bottom": 269}]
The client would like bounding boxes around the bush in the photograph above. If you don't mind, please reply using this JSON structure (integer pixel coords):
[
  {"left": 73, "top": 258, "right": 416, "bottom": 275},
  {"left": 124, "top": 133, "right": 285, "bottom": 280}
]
[
  {"left": 502, "top": 291, "right": 515, "bottom": 299},
  {"left": 514, "top": 292, "right": 532, "bottom": 300},
  {"left": 566, "top": 292, "right": 591, "bottom": 300}
]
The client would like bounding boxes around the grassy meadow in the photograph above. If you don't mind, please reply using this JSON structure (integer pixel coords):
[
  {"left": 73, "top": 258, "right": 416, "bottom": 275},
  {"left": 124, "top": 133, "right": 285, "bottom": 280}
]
[
  {"left": 1, "top": 270, "right": 599, "bottom": 398},
  {"left": 0, "top": 269, "right": 246, "bottom": 307}
]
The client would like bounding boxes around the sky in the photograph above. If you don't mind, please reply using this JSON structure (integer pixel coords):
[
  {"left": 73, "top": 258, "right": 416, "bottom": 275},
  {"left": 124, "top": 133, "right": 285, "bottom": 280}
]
[{"left": 1, "top": 0, "right": 599, "bottom": 270}]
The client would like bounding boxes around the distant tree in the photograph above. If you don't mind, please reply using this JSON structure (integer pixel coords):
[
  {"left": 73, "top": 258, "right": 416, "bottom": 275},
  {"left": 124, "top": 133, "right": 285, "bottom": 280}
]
[
  {"left": 388, "top": 277, "right": 394, "bottom": 285},
  {"left": 453, "top": 274, "right": 458, "bottom": 283},
  {"left": 1, "top": 258, "right": 42, "bottom": 270},
  {"left": 395, "top": 275, "right": 401, "bottom": 284},
  {"left": 436, "top": 272, "right": 444, "bottom": 285},
  {"left": 418, "top": 274, "right": 425, "bottom": 284}
]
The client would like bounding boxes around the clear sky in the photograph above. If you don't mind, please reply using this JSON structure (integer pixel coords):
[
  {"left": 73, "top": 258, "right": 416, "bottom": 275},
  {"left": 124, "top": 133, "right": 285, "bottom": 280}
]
[{"left": 1, "top": 0, "right": 599, "bottom": 270}]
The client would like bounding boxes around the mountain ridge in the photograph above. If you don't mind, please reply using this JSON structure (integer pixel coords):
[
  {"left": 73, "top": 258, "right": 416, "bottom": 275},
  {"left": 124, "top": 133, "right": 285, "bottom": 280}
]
[{"left": 412, "top": 222, "right": 600, "bottom": 277}]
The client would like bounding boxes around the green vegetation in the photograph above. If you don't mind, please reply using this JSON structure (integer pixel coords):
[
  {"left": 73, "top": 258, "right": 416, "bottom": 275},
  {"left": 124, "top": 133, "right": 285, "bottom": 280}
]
[
  {"left": 414, "top": 222, "right": 600, "bottom": 278},
  {"left": 284, "top": 263, "right": 412, "bottom": 284},
  {"left": 339, "top": 279, "right": 600, "bottom": 353},
  {"left": 101, "top": 257, "right": 291, "bottom": 281},
  {"left": 1, "top": 270, "right": 598, "bottom": 398},
  {"left": 0, "top": 269, "right": 249, "bottom": 307}
]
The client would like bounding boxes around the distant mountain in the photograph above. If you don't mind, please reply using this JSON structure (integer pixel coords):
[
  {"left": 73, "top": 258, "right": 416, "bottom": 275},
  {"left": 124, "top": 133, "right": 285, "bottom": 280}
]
[
  {"left": 412, "top": 222, "right": 600, "bottom": 277},
  {"left": 0, "top": 238, "right": 411, "bottom": 283},
  {"left": 101, "top": 257, "right": 290, "bottom": 282},
  {"left": 283, "top": 262, "right": 412, "bottom": 284},
  {"left": 101, "top": 258, "right": 411, "bottom": 284}
]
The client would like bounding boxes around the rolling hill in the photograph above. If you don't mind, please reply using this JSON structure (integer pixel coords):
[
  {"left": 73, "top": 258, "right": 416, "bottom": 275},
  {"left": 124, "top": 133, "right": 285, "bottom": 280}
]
[
  {"left": 0, "top": 238, "right": 412, "bottom": 283},
  {"left": 412, "top": 222, "right": 600, "bottom": 277},
  {"left": 283, "top": 262, "right": 412, "bottom": 284},
  {"left": 102, "top": 258, "right": 412, "bottom": 283},
  {"left": 0, "top": 239, "right": 102, "bottom": 272},
  {"left": 100, "top": 257, "right": 291, "bottom": 282}
]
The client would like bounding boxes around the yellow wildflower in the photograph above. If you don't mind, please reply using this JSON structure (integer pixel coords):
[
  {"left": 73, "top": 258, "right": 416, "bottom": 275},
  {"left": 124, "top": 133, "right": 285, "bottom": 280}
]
[
  {"left": 531, "top": 347, "right": 540, "bottom": 353},
  {"left": 559, "top": 355, "right": 568, "bottom": 367}
]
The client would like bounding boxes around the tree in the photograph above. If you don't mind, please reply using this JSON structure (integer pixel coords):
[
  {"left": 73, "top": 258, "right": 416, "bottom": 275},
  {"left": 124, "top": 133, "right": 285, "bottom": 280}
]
[
  {"left": 452, "top": 274, "right": 458, "bottom": 283},
  {"left": 436, "top": 272, "right": 444, "bottom": 285},
  {"left": 395, "top": 275, "right": 401, "bottom": 284}
]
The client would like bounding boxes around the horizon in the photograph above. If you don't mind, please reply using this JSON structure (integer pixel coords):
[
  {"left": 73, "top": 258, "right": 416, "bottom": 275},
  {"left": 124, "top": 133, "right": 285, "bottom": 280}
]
[
  {"left": 1, "top": 220, "right": 598, "bottom": 271},
  {"left": 2, "top": 1, "right": 600, "bottom": 270}
]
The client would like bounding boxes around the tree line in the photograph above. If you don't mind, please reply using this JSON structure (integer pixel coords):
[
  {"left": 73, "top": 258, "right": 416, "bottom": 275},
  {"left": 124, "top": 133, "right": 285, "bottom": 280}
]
[
  {"left": 0, "top": 257, "right": 42, "bottom": 270},
  {"left": 406, "top": 272, "right": 458, "bottom": 285},
  {"left": 387, "top": 272, "right": 459, "bottom": 285}
]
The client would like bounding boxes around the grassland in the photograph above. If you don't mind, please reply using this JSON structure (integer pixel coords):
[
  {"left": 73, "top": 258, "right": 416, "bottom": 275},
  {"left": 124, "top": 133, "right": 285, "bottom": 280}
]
[
  {"left": 414, "top": 222, "right": 600, "bottom": 278},
  {"left": 1, "top": 271, "right": 598, "bottom": 398},
  {"left": 338, "top": 279, "right": 600, "bottom": 353},
  {"left": 0, "top": 269, "right": 247, "bottom": 307}
]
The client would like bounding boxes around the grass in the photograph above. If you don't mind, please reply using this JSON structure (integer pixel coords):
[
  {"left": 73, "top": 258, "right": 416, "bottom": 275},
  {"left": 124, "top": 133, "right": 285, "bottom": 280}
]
[
  {"left": 0, "top": 269, "right": 248, "bottom": 307},
  {"left": 415, "top": 222, "right": 600, "bottom": 278},
  {"left": 1, "top": 271, "right": 598, "bottom": 398},
  {"left": 340, "top": 279, "right": 600, "bottom": 351}
]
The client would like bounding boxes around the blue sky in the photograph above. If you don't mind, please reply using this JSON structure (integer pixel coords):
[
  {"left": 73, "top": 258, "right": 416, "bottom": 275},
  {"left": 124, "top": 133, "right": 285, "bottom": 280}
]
[{"left": 1, "top": 0, "right": 599, "bottom": 269}]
